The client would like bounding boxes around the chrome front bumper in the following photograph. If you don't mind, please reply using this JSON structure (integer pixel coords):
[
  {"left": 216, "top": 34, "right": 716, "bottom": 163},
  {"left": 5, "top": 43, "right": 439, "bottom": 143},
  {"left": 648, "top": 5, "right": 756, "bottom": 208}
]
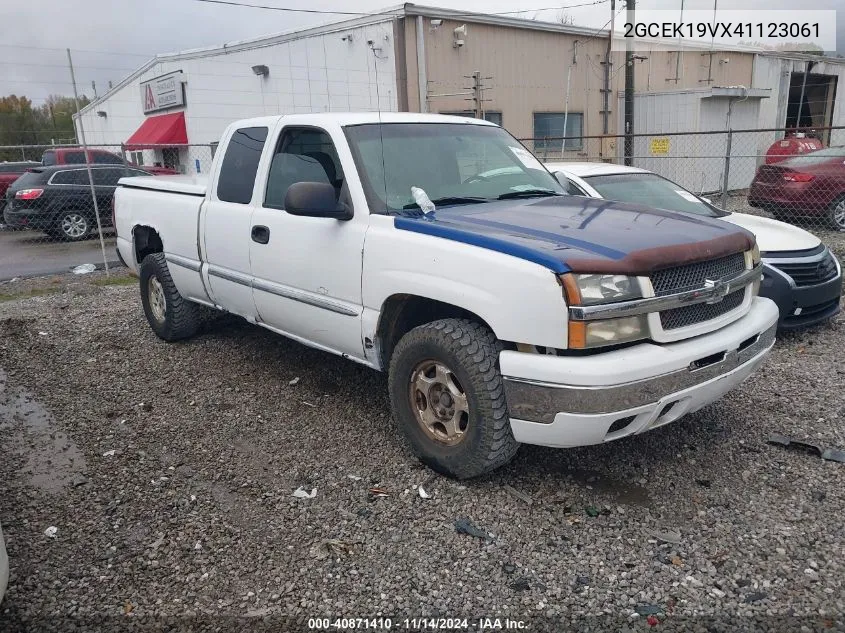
[
  {"left": 504, "top": 321, "right": 776, "bottom": 422},
  {"left": 499, "top": 297, "right": 779, "bottom": 448}
]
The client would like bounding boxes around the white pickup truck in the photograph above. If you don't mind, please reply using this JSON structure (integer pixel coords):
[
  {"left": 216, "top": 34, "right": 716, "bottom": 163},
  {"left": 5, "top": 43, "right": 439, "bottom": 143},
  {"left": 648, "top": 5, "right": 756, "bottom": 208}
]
[{"left": 115, "top": 113, "right": 779, "bottom": 478}]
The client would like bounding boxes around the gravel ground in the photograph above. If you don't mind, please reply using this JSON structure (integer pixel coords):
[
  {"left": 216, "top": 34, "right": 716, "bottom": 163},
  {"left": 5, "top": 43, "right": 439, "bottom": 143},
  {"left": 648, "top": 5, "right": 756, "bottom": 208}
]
[{"left": 0, "top": 274, "right": 844, "bottom": 633}]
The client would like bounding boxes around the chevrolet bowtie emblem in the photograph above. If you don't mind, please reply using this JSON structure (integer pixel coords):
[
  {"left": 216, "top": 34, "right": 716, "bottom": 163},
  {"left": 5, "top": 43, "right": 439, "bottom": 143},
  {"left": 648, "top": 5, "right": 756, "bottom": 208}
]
[{"left": 703, "top": 278, "right": 730, "bottom": 304}]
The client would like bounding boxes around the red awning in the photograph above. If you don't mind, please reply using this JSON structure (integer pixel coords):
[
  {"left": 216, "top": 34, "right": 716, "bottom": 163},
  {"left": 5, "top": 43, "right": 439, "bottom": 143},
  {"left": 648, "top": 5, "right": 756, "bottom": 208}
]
[{"left": 125, "top": 112, "right": 187, "bottom": 150}]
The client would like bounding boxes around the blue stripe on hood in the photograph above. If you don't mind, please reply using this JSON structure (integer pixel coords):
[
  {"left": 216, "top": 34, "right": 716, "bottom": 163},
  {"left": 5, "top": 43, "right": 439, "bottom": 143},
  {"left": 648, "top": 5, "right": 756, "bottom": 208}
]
[{"left": 394, "top": 215, "right": 571, "bottom": 274}]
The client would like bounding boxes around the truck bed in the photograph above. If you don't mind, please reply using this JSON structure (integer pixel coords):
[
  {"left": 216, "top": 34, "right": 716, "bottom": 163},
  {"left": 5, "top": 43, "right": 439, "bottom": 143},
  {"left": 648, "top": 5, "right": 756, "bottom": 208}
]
[{"left": 118, "top": 175, "right": 208, "bottom": 196}]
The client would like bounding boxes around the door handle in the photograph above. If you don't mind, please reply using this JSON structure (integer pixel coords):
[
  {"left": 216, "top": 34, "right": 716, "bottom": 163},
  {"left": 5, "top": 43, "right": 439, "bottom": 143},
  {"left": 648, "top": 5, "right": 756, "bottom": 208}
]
[{"left": 251, "top": 225, "right": 270, "bottom": 244}]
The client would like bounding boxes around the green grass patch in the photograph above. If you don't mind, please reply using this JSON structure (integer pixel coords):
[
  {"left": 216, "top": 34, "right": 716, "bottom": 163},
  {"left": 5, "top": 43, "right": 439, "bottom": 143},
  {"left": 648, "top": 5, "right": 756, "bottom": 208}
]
[
  {"left": 91, "top": 274, "right": 137, "bottom": 287},
  {"left": 0, "top": 287, "right": 62, "bottom": 303}
]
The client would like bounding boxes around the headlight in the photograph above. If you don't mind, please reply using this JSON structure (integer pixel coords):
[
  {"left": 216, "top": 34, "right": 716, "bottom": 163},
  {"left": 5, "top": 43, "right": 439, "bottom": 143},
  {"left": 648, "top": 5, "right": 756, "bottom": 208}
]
[
  {"left": 569, "top": 315, "right": 649, "bottom": 348},
  {"left": 561, "top": 273, "right": 642, "bottom": 305},
  {"left": 560, "top": 273, "right": 647, "bottom": 349}
]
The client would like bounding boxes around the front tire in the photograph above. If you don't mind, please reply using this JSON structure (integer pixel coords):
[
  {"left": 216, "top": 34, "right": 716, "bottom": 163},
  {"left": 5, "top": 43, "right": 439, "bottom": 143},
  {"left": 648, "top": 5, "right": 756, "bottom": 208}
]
[
  {"left": 827, "top": 195, "right": 845, "bottom": 231},
  {"left": 139, "top": 253, "right": 202, "bottom": 341},
  {"left": 388, "top": 318, "right": 519, "bottom": 479}
]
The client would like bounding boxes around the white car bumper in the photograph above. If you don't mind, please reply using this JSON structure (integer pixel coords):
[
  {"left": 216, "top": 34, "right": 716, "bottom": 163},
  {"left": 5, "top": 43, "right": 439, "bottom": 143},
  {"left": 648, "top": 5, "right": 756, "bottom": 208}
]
[{"left": 500, "top": 297, "right": 779, "bottom": 448}]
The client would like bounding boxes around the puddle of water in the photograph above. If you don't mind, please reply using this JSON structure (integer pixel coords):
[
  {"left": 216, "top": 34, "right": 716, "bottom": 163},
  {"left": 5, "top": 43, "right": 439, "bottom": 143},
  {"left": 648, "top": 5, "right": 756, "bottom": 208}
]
[
  {"left": 0, "top": 369, "right": 87, "bottom": 494},
  {"left": 562, "top": 468, "right": 652, "bottom": 507}
]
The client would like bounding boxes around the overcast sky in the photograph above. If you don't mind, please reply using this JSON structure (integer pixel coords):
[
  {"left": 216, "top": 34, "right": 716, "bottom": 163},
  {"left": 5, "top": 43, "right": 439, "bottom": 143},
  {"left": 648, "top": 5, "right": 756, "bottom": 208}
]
[{"left": 1, "top": 0, "right": 842, "bottom": 104}]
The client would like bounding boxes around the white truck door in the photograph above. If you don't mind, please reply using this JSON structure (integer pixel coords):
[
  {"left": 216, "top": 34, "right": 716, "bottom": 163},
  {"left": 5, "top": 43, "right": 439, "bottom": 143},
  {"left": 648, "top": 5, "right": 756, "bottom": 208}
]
[
  {"left": 249, "top": 125, "right": 365, "bottom": 359},
  {"left": 201, "top": 125, "right": 270, "bottom": 319}
]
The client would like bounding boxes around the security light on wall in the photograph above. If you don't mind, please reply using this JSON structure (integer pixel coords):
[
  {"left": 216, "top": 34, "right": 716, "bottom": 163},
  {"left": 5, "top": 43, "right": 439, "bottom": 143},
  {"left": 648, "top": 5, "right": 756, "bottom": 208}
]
[
  {"left": 453, "top": 24, "right": 467, "bottom": 48},
  {"left": 96, "top": 110, "right": 107, "bottom": 118},
  {"left": 251, "top": 64, "right": 270, "bottom": 77},
  {"left": 430, "top": 18, "right": 442, "bottom": 30},
  {"left": 341, "top": 33, "right": 353, "bottom": 42}
]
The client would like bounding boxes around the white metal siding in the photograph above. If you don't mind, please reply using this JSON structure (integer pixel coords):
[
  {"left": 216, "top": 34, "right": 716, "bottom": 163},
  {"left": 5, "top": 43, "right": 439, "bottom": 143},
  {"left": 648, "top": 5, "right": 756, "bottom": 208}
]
[
  {"left": 619, "top": 90, "right": 763, "bottom": 194},
  {"left": 76, "top": 20, "right": 398, "bottom": 165}
]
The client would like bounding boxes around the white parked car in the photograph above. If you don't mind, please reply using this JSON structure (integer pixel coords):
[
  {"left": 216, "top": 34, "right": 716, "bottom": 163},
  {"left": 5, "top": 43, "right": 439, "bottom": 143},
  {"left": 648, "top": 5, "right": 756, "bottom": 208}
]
[{"left": 546, "top": 162, "right": 842, "bottom": 330}]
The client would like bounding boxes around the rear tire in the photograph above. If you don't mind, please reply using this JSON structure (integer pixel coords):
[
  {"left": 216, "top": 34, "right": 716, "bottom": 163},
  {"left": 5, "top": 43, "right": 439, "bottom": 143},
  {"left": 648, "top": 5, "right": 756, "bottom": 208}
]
[
  {"left": 139, "top": 253, "right": 202, "bottom": 341},
  {"left": 54, "top": 211, "right": 90, "bottom": 241},
  {"left": 388, "top": 318, "right": 519, "bottom": 479},
  {"left": 827, "top": 195, "right": 845, "bottom": 231}
]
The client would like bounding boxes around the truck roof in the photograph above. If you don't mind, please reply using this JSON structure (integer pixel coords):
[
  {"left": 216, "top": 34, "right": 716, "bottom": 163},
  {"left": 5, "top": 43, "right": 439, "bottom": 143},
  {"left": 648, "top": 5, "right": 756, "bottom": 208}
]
[{"left": 230, "top": 112, "right": 498, "bottom": 128}]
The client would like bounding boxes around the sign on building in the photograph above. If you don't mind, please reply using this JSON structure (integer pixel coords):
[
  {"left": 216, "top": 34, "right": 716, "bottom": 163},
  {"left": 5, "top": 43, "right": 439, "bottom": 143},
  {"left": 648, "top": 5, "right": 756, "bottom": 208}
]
[
  {"left": 141, "top": 71, "right": 185, "bottom": 114},
  {"left": 650, "top": 137, "right": 670, "bottom": 155}
]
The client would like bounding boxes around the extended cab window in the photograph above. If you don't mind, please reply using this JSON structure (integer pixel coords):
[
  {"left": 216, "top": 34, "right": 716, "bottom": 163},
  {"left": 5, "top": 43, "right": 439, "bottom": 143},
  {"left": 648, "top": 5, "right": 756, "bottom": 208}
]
[
  {"left": 41, "top": 151, "right": 57, "bottom": 166},
  {"left": 216, "top": 126, "right": 268, "bottom": 204},
  {"left": 264, "top": 128, "right": 344, "bottom": 209}
]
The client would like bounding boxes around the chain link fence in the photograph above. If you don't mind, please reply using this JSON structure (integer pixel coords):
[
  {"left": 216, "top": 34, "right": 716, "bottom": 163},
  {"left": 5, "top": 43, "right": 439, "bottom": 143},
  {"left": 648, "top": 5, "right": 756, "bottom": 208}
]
[
  {"left": 519, "top": 126, "right": 845, "bottom": 261},
  {"left": 2, "top": 128, "right": 844, "bottom": 280},
  {"left": 0, "top": 143, "right": 214, "bottom": 281}
]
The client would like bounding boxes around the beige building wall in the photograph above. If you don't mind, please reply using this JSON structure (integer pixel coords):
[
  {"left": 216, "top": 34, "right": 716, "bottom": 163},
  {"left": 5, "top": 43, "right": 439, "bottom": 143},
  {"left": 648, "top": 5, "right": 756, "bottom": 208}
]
[{"left": 400, "top": 17, "right": 756, "bottom": 141}]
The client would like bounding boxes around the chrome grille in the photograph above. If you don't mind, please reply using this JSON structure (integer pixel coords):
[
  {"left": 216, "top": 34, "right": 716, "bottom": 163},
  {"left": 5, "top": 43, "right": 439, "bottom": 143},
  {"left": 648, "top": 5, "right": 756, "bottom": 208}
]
[
  {"left": 769, "top": 252, "right": 838, "bottom": 287},
  {"left": 651, "top": 252, "right": 746, "bottom": 296},
  {"left": 660, "top": 289, "right": 745, "bottom": 330}
]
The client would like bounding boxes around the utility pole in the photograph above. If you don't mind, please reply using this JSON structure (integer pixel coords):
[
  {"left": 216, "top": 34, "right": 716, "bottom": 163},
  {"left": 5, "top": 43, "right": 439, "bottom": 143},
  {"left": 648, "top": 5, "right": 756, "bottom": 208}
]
[
  {"left": 67, "top": 49, "right": 109, "bottom": 276},
  {"left": 562, "top": 40, "right": 579, "bottom": 154},
  {"left": 623, "top": 0, "right": 635, "bottom": 165},
  {"left": 602, "top": 0, "right": 616, "bottom": 135},
  {"left": 472, "top": 71, "right": 482, "bottom": 118}
]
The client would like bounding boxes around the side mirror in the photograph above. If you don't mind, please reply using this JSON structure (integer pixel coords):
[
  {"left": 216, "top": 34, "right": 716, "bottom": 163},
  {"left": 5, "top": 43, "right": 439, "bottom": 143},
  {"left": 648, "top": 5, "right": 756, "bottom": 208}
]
[
  {"left": 553, "top": 172, "right": 571, "bottom": 193},
  {"left": 284, "top": 182, "right": 352, "bottom": 220}
]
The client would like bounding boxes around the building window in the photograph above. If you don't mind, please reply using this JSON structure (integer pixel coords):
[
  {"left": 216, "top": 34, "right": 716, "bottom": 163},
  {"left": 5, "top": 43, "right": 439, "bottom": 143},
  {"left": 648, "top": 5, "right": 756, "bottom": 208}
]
[
  {"left": 131, "top": 151, "right": 143, "bottom": 165},
  {"left": 533, "top": 112, "right": 583, "bottom": 152},
  {"left": 440, "top": 111, "right": 503, "bottom": 127}
]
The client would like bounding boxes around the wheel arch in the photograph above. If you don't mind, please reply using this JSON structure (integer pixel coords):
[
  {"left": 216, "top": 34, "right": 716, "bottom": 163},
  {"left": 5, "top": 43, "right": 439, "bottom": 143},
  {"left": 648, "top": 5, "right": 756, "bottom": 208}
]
[
  {"left": 374, "top": 293, "right": 499, "bottom": 370},
  {"left": 132, "top": 224, "right": 164, "bottom": 264}
]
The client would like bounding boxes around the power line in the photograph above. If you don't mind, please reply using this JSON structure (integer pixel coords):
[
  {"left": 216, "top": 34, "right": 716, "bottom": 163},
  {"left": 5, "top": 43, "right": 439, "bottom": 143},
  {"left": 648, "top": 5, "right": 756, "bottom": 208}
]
[
  {"left": 188, "top": 0, "right": 609, "bottom": 16},
  {"left": 0, "top": 1, "right": 611, "bottom": 65}
]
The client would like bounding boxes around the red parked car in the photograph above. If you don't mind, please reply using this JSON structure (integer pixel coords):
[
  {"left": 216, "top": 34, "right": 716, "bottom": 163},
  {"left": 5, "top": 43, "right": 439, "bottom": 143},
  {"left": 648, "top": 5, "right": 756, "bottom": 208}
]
[
  {"left": 748, "top": 147, "right": 845, "bottom": 230},
  {"left": 41, "top": 148, "right": 177, "bottom": 176},
  {"left": 0, "top": 161, "right": 40, "bottom": 199}
]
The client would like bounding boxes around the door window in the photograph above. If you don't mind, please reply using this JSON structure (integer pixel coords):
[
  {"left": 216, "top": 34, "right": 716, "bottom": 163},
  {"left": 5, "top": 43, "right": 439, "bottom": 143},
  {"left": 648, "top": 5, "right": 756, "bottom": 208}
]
[
  {"left": 92, "top": 152, "right": 123, "bottom": 164},
  {"left": 216, "top": 127, "right": 268, "bottom": 204},
  {"left": 93, "top": 168, "right": 124, "bottom": 186},
  {"left": 64, "top": 151, "right": 87, "bottom": 164},
  {"left": 264, "top": 128, "right": 343, "bottom": 210}
]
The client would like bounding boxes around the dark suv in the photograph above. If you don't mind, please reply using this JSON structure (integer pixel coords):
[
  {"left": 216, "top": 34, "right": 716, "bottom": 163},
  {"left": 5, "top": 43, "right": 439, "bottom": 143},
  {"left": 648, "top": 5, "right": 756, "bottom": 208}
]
[{"left": 3, "top": 165, "right": 150, "bottom": 241}]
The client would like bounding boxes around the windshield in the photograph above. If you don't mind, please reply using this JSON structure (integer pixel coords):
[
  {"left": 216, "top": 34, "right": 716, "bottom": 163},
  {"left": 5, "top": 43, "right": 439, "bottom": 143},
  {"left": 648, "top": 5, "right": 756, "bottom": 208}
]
[
  {"left": 343, "top": 123, "right": 564, "bottom": 214},
  {"left": 584, "top": 172, "right": 720, "bottom": 217}
]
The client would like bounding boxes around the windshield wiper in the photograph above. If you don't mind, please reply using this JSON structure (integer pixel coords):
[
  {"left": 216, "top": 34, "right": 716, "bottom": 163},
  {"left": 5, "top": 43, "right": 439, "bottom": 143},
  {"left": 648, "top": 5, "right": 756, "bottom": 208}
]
[
  {"left": 403, "top": 196, "right": 489, "bottom": 209},
  {"left": 497, "top": 189, "right": 563, "bottom": 200}
]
